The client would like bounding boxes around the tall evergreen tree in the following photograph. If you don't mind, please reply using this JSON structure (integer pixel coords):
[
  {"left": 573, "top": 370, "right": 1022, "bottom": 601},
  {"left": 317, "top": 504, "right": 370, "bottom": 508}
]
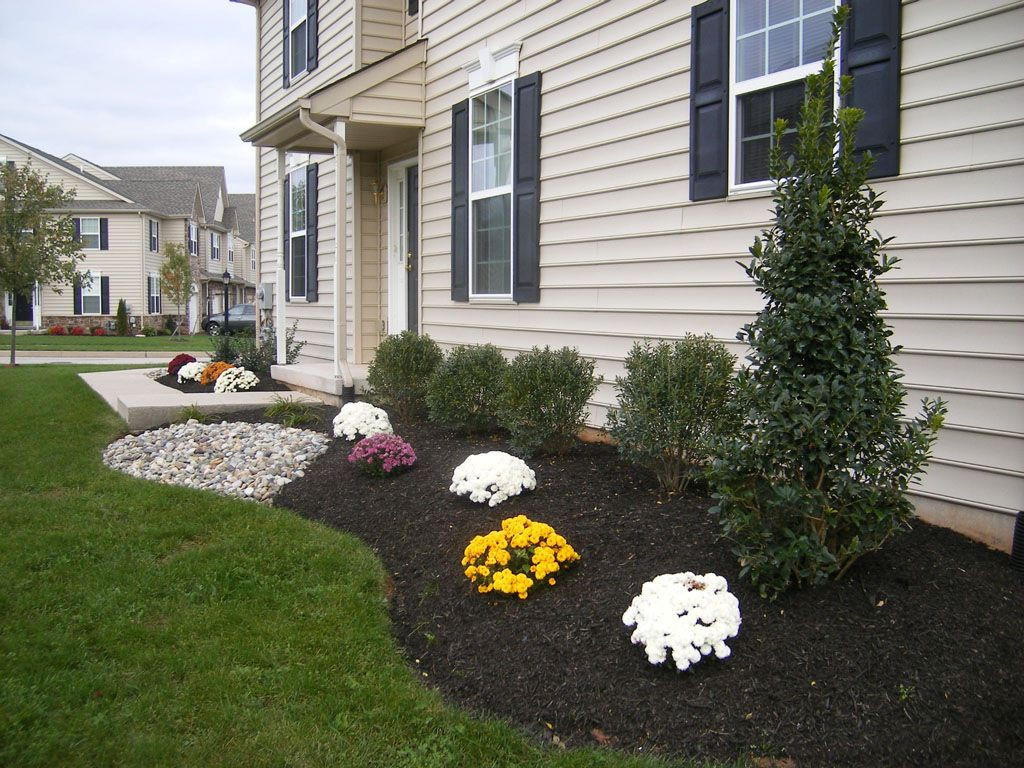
[{"left": 709, "top": 9, "right": 945, "bottom": 600}]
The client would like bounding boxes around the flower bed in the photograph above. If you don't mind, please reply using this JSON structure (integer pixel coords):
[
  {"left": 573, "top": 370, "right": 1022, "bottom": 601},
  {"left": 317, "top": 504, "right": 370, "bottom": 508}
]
[
  {"left": 348, "top": 433, "right": 416, "bottom": 476},
  {"left": 271, "top": 414, "right": 1022, "bottom": 768}
]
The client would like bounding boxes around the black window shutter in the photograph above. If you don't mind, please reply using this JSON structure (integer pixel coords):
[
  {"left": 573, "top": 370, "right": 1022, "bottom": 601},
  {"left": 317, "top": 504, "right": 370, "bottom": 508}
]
[
  {"left": 283, "top": 175, "right": 291, "bottom": 301},
  {"left": 147, "top": 276, "right": 153, "bottom": 314},
  {"left": 408, "top": 0, "right": 419, "bottom": 16},
  {"left": 73, "top": 218, "right": 81, "bottom": 243},
  {"left": 841, "top": 0, "right": 901, "bottom": 178},
  {"left": 282, "top": 0, "right": 290, "bottom": 89},
  {"left": 513, "top": 71, "right": 542, "bottom": 303},
  {"left": 73, "top": 275, "right": 82, "bottom": 314},
  {"left": 450, "top": 99, "right": 469, "bottom": 302},
  {"left": 99, "top": 218, "right": 108, "bottom": 250},
  {"left": 100, "top": 276, "right": 110, "bottom": 315},
  {"left": 305, "top": 163, "right": 319, "bottom": 302},
  {"left": 689, "top": 0, "right": 729, "bottom": 201},
  {"left": 307, "top": 0, "right": 319, "bottom": 73}
]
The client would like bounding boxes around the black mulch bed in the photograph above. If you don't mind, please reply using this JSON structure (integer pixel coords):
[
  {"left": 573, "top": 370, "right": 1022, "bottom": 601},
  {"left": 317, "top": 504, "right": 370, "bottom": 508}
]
[
  {"left": 246, "top": 407, "right": 1019, "bottom": 767},
  {"left": 154, "top": 372, "right": 291, "bottom": 394}
]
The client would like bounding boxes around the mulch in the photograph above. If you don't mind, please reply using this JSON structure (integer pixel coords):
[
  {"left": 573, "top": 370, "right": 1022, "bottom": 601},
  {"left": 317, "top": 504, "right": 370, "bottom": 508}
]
[
  {"left": 223, "top": 405, "right": 1018, "bottom": 767},
  {"left": 154, "top": 372, "right": 291, "bottom": 394}
]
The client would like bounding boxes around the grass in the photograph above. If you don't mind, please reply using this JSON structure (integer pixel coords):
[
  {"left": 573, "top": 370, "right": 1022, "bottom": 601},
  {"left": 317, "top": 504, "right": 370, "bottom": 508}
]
[
  {"left": 0, "top": 333, "right": 213, "bottom": 352},
  {"left": 265, "top": 395, "right": 319, "bottom": 427},
  {"left": 0, "top": 365, "right": 717, "bottom": 768}
]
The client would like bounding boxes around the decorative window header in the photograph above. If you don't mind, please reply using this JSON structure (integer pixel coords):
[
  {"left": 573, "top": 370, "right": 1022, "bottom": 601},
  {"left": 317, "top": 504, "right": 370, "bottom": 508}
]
[{"left": 463, "top": 43, "right": 521, "bottom": 92}]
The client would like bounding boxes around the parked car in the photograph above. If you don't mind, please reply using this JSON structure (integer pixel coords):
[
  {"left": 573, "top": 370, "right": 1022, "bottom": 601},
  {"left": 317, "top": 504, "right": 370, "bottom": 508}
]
[{"left": 203, "top": 303, "right": 256, "bottom": 334}]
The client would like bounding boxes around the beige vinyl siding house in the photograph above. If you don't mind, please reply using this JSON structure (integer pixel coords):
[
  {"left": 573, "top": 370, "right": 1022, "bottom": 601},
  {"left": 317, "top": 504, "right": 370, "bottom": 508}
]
[{"left": 234, "top": 0, "right": 1023, "bottom": 552}]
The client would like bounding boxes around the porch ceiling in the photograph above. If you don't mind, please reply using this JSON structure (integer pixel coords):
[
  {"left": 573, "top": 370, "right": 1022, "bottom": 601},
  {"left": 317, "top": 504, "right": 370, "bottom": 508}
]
[{"left": 240, "top": 40, "right": 426, "bottom": 153}]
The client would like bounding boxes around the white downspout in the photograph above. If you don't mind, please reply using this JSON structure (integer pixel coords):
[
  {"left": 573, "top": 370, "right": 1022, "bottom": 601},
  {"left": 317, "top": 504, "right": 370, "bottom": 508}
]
[
  {"left": 297, "top": 107, "right": 354, "bottom": 389},
  {"left": 275, "top": 149, "right": 287, "bottom": 364}
]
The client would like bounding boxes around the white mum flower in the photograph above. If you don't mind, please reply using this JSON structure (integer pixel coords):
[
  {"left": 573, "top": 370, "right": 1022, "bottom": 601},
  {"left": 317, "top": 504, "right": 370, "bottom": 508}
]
[
  {"left": 332, "top": 401, "right": 393, "bottom": 440},
  {"left": 622, "top": 572, "right": 741, "bottom": 671},
  {"left": 214, "top": 367, "right": 260, "bottom": 393},
  {"left": 449, "top": 451, "right": 537, "bottom": 507},
  {"left": 177, "top": 361, "right": 207, "bottom": 383}
]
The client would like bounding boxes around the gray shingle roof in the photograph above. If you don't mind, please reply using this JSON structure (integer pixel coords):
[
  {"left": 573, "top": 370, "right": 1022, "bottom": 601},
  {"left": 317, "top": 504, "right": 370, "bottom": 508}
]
[
  {"left": 105, "top": 166, "right": 226, "bottom": 225},
  {"left": 227, "top": 193, "right": 255, "bottom": 242},
  {"left": 103, "top": 179, "right": 198, "bottom": 217}
]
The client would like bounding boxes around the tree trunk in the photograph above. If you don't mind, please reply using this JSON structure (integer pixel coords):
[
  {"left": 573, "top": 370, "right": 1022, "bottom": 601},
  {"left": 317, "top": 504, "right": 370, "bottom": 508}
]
[{"left": 9, "top": 318, "right": 16, "bottom": 366}]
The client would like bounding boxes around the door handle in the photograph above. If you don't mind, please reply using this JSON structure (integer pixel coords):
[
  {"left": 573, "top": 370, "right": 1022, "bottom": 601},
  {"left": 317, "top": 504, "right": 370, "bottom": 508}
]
[{"left": 405, "top": 252, "right": 413, "bottom": 272}]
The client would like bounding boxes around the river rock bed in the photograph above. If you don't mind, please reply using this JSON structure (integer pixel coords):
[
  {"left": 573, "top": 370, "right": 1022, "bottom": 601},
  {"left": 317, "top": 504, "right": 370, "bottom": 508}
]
[{"left": 103, "top": 420, "right": 331, "bottom": 502}]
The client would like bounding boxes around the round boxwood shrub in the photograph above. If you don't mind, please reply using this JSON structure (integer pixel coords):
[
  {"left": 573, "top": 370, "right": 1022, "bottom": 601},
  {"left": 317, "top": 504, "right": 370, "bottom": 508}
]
[
  {"left": 426, "top": 344, "right": 508, "bottom": 433},
  {"left": 365, "top": 331, "right": 442, "bottom": 421},
  {"left": 607, "top": 336, "right": 738, "bottom": 492},
  {"left": 498, "top": 346, "right": 600, "bottom": 457}
]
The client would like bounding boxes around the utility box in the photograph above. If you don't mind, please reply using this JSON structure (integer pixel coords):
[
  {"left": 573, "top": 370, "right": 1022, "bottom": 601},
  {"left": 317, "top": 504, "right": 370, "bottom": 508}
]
[{"left": 259, "top": 282, "right": 275, "bottom": 312}]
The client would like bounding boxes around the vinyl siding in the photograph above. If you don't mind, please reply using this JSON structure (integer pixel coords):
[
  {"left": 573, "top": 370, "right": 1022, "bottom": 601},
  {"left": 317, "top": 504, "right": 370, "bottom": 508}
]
[
  {"left": 0, "top": 138, "right": 125, "bottom": 202},
  {"left": 359, "top": 0, "right": 405, "bottom": 68},
  {"left": 413, "top": 0, "right": 1024, "bottom": 546},
  {"left": 39, "top": 213, "right": 146, "bottom": 316}
]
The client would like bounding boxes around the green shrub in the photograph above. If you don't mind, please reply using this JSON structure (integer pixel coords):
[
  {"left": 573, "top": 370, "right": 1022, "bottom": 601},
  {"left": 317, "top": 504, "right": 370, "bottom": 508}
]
[
  {"left": 175, "top": 404, "right": 206, "bottom": 424},
  {"left": 426, "top": 344, "right": 508, "bottom": 433},
  {"left": 210, "top": 327, "right": 237, "bottom": 364},
  {"left": 499, "top": 346, "right": 600, "bottom": 457},
  {"left": 707, "top": 10, "right": 945, "bottom": 601},
  {"left": 365, "top": 331, "right": 442, "bottom": 421},
  {"left": 607, "top": 336, "right": 738, "bottom": 492},
  {"left": 115, "top": 299, "right": 129, "bottom": 336}
]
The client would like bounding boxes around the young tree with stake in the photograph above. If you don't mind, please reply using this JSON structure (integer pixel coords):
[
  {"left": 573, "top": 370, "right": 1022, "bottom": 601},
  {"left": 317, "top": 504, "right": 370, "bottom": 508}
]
[
  {"left": 160, "top": 242, "right": 192, "bottom": 338},
  {"left": 0, "top": 163, "right": 81, "bottom": 365}
]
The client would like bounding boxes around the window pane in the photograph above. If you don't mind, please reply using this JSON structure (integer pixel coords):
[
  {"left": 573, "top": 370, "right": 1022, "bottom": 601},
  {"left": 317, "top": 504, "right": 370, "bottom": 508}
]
[
  {"left": 83, "top": 296, "right": 101, "bottom": 314},
  {"left": 774, "top": 80, "right": 805, "bottom": 125},
  {"left": 291, "top": 22, "right": 307, "bottom": 76},
  {"left": 802, "top": 10, "right": 832, "bottom": 64},
  {"left": 768, "top": 0, "right": 798, "bottom": 25},
  {"left": 804, "top": 0, "right": 833, "bottom": 13},
  {"left": 741, "top": 90, "right": 772, "bottom": 138},
  {"left": 470, "top": 83, "right": 513, "bottom": 191},
  {"left": 740, "top": 136, "right": 771, "bottom": 184},
  {"left": 737, "top": 32, "right": 765, "bottom": 81},
  {"left": 768, "top": 22, "right": 799, "bottom": 73},
  {"left": 291, "top": 175, "right": 306, "bottom": 232},
  {"left": 472, "top": 195, "right": 511, "bottom": 295},
  {"left": 737, "top": 0, "right": 765, "bottom": 35},
  {"left": 289, "top": 0, "right": 306, "bottom": 23},
  {"left": 290, "top": 237, "right": 306, "bottom": 297}
]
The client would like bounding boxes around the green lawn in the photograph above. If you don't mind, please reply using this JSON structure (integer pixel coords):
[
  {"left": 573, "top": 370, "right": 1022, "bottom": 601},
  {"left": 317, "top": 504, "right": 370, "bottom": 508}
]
[
  {"left": 0, "top": 333, "right": 212, "bottom": 352},
  {"left": 0, "top": 366, "right": 713, "bottom": 768}
]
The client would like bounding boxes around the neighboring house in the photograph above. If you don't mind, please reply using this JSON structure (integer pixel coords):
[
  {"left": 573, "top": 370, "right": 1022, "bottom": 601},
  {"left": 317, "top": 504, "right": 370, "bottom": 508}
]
[
  {"left": 231, "top": 0, "right": 1024, "bottom": 552},
  {"left": 0, "top": 133, "right": 255, "bottom": 333}
]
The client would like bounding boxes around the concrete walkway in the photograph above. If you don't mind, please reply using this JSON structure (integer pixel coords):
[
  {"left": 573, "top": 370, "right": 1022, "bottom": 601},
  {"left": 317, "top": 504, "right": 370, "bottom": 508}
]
[
  {"left": 79, "top": 368, "right": 320, "bottom": 430},
  {"left": 9, "top": 350, "right": 210, "bottom": 365}
]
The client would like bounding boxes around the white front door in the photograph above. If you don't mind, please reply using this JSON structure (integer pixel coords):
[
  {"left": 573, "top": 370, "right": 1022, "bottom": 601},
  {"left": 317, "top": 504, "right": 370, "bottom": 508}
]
[{"left": 387, "top": 159, "right": 417, "bottom": 334}]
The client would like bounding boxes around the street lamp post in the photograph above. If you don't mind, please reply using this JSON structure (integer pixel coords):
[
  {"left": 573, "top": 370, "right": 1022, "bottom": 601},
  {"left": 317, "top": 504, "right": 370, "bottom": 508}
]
[{"left": 222, "top": 270, "right": 231, "bottom": 325}]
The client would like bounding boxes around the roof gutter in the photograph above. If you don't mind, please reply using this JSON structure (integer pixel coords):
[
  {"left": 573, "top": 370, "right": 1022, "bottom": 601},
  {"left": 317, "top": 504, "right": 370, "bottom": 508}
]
[{"left": 298, "top": 107, "right": 353, "bottom": 390}]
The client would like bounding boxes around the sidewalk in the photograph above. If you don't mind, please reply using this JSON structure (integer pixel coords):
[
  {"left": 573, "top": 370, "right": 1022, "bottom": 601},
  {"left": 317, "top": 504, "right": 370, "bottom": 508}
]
[{"left": 7, "top": 350, "right": 210, "bottom": 365}]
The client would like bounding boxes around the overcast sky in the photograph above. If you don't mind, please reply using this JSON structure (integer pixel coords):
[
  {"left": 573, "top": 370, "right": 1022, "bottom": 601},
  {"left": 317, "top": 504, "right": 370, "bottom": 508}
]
[{"left": 0, "top": 0, "right": 257, "bottom": 191}]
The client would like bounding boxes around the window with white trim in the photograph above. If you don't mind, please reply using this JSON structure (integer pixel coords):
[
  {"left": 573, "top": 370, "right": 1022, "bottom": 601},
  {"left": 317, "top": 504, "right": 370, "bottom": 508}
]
[
  {"left": 730, "top": 0, "right": 836, "bottom": 187},
  {"left": 148, "top": 219, "right": 160, "bottom": 252},
  {"left": 250, "top": 247, "right": 256, "bottom": 272},
  {"left": 227, "top": 232, "right": 235, "bottom": 263},
  {"left": 469, "top": 81, "right": 514, "bottom": 298},
  {"left": 289, "top": 166, "right": 307, "bottom": 299},
  {"left": 289, "top": 0, "right": 308, "bottom": 80},
  {"left": 211, "top": 232, "right": 221, "bottom": 261},
  {"left": 149, "top": 273, "right": 162, "bottom": 314},
  {"left": 79, "top": 217, "right": 100, "bottom": 250},
  {"left": 187, "top": 222, "right": 198, "bottom": 256},
  {"left": 81, "top": 271, "right": 101, "bottom": 315}
]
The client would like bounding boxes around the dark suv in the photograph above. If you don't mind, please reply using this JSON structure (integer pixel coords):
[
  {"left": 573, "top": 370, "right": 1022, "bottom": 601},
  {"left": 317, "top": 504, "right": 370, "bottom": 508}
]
[{"left": 203, "top": 303, "right": 256, "bottom": 334}]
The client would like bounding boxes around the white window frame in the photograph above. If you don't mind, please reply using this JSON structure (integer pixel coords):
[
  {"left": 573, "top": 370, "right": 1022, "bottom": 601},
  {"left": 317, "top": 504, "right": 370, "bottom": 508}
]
[
  {"left": 79, "top": 217, "right": 101, "bottom": 250},
  {"left": 288, "top": 165, "right": 308, "bottom": 301},
  {"left": 467, "top": 77, "right": 515, "bottom": 300},
  {"left": 149, "top": 272, "right": 162, "bottom": 314},
  {"left": 80, "top": 271, "right": 101, "bottom": 315},
  {"left": 289, "top": 0, "right": 309, "bottom": 81},
  {"left": 227, "top": 232, "right": 235, "bottom": 263},
  {"left": 187, "top": 221, "right": 198, "bottom": 256},
  {"left": 149, "top": 219, "right": 160, "bottom": 252},
  {"left": 728, "top": 0, "right": 839, "bottom": 194},
  {"left": 250, "top": 247, "right": 256, "bottom": 272},
  {"left": 211, "top": 232, "right": 221, "bottom": 261}
]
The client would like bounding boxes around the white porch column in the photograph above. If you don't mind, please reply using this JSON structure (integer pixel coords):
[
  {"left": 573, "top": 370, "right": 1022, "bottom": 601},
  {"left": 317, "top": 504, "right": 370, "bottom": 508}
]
[{"left": 275, "top": 149, "right": 287, "bottom": 365}]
